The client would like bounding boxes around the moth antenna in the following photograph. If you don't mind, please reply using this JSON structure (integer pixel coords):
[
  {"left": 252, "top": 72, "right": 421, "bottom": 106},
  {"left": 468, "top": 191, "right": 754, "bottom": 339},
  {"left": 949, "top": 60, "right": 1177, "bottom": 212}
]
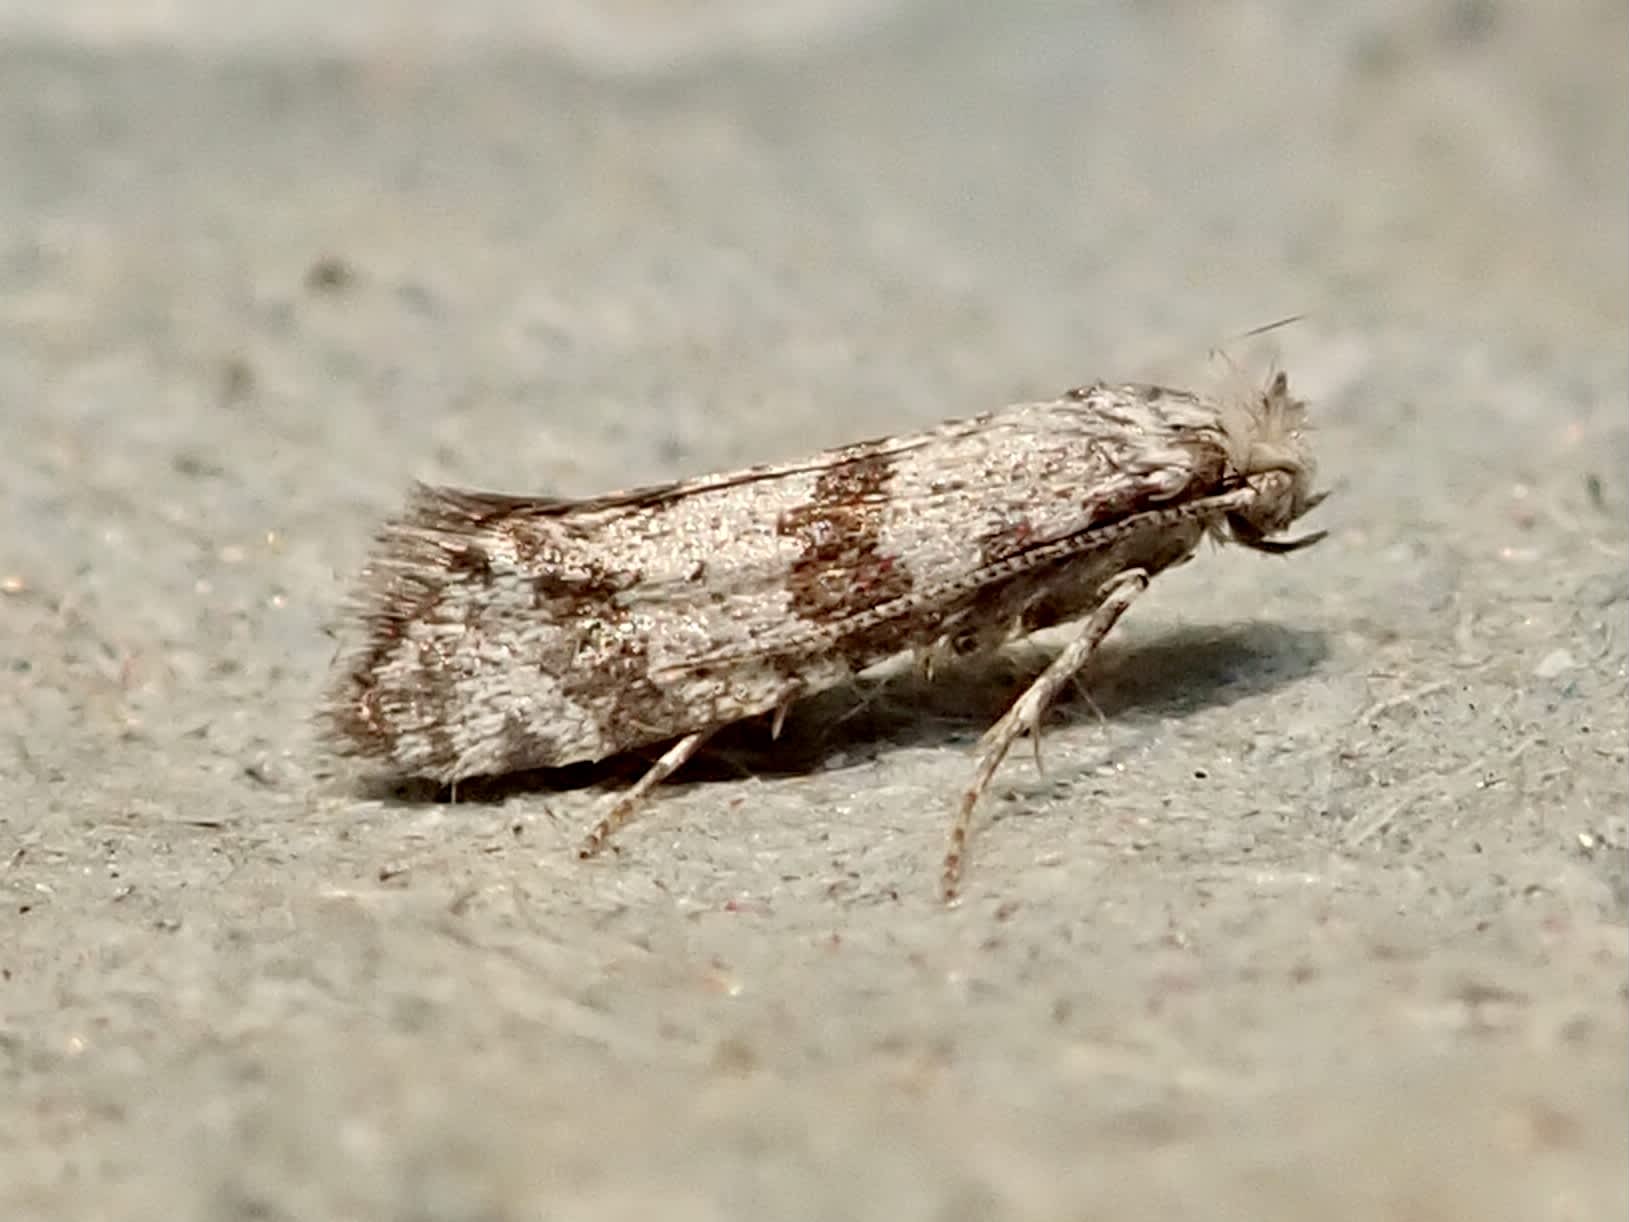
[{"left": 1234, "top": 313, "right": 1307, "bottom": 341}]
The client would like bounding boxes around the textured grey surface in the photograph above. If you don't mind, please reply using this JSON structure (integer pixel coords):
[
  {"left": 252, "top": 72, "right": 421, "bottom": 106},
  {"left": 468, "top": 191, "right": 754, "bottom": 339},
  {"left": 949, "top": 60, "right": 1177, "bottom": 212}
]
[{"left": 2, "top": 2, "right": 1626, "bottom": 1219}]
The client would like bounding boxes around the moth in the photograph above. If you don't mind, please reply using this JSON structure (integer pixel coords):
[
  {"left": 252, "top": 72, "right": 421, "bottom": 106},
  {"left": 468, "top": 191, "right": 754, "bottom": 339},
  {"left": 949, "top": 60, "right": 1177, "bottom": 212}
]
[{"left": 323, "top": 371, "right": 1326, "bottom": 899}]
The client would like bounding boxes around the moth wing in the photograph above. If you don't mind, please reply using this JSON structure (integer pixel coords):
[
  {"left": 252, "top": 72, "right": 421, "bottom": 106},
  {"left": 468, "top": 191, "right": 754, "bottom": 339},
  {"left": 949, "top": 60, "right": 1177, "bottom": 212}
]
[{"left": 404, "top": 424, "right": 951, "bottom": 526}]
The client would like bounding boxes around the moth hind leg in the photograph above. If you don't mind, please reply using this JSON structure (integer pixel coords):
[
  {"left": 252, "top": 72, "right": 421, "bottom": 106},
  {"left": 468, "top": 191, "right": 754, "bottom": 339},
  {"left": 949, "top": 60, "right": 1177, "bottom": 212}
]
[
  {"left": 942, "top": 568, "right": 1150, "bottom": 903},
  {"left": 577, "top": 728, "right": 715, "bottom": 860}
]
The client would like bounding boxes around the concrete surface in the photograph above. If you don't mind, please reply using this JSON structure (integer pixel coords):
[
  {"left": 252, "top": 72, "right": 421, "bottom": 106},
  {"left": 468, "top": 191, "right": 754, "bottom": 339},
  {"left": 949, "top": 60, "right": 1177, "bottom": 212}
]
[{"left": 2, "top": 2, "right": 1625, "bottom": 1218}]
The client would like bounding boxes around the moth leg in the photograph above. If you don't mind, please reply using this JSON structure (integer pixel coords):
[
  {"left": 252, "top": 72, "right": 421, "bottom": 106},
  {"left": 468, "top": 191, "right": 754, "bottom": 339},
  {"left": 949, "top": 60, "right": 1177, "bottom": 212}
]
[
  {"left": 943, "top": 568, "right": 1150, "bottom": 902},
  {"left": 578, "top": 728, "right": 714, "bottom": 860},
  {"left": 770, "top": 698, "right": 793, "bottom": 741}
]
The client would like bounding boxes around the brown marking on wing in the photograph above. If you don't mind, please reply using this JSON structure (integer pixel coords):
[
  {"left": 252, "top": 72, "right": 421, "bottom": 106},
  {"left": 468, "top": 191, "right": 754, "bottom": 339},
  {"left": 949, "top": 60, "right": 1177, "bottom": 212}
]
[
  {"left": 325, "top": 505, "right": 455, "bottom": 765},
  {"left": 326, "top": 487, "right": 649, "bottom": 775},
  {"left": 328, "top": 575, "right": 460, "bottom": 772},
  {"left": 442, "top": 541, "right": 495, "bottom": 586},
  {"left": 776, "top": 445, "right": 915, "bottom": 630}
]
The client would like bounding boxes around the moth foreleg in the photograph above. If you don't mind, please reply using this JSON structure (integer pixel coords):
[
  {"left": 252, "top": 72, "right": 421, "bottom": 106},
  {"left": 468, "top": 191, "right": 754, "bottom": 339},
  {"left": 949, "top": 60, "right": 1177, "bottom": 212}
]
[
  {"left": 578, "top": 728, "right": 715, "bottom": 860},
  {"left": 942, "top": 568, "right": 1150, "bottom": 902}
]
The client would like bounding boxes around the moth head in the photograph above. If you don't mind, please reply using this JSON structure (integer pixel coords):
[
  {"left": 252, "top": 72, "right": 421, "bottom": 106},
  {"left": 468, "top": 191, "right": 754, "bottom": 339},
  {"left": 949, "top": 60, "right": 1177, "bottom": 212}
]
[{"left": 1220, "top": 370, "right": 1328, "bottom": 554}]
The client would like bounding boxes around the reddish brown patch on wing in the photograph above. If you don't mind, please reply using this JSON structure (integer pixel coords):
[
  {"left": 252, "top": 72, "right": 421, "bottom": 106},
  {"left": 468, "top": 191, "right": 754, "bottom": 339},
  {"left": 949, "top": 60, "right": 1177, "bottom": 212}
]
[{"left": 776, "top": 446, "right": 914, "bottom": 626}]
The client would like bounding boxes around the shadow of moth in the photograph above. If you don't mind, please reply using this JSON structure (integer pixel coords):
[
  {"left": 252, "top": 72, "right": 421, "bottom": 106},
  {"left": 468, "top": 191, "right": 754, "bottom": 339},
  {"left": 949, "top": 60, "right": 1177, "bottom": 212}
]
[{"left": 323, "top": 372, "right": 1326, "bottom": 900}]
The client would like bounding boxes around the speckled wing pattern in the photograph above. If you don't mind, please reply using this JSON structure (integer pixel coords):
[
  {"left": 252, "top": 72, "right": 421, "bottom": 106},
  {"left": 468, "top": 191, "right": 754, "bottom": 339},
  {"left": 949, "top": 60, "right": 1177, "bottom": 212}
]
[
  {"left": 322, "top": 373, "right": 1326, "bottom": 897},
  {"left": 322, "top": 377, "right": 1318, "bottom": 792}
]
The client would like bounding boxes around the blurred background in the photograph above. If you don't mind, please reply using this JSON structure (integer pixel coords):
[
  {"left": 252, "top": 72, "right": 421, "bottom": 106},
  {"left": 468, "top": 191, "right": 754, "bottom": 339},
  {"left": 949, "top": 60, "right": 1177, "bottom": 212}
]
[{"left": 2, "top": 3, "right": 1623, "bottom": 1220}]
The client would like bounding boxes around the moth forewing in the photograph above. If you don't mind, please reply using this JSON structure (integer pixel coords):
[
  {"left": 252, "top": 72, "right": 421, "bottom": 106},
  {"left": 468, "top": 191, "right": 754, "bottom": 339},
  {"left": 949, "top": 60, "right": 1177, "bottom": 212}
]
[{"left": 323, "top": 372, "right": 1324, "bottom": 899}]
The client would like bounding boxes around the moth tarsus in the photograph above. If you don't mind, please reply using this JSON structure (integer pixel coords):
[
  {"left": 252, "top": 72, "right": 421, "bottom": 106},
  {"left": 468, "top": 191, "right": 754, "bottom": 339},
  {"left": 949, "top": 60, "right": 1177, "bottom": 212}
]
[{"left": 323, "top": 371, "right": 1327, "bottom": 900}]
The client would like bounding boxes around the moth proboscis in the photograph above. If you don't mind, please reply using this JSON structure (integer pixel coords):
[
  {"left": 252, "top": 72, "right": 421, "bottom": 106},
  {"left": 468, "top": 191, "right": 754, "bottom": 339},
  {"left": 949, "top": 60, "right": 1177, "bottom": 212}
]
[{"left": 322, "top": 371, "right": 1327, "bottom": 901}]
